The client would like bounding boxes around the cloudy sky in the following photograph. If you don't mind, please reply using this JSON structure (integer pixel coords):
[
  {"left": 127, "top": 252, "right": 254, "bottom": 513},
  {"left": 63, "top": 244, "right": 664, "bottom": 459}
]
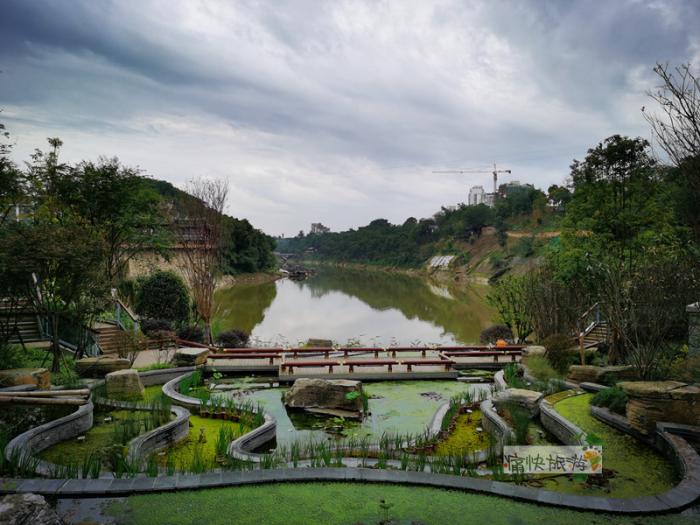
[{"left": 1, "top": 1, "right": 699, "bottom": 236}]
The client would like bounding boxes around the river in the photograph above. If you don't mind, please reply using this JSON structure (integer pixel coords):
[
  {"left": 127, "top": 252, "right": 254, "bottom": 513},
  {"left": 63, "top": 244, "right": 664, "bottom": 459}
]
[
  {"left": 214, "top": 267, "right": 494, "bottom": 346},
  {"left": 213, "top": 267, "right": 495, "bottom": 347}
]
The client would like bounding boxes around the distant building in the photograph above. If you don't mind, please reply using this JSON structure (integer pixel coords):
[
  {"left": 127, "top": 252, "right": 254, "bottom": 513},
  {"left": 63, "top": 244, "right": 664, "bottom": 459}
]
[
  {"left": 310, "top": 222, "right": 330, "bottom": 235},
  {"left": 468, "top": 186, "right": 485, "bottom": 206}
]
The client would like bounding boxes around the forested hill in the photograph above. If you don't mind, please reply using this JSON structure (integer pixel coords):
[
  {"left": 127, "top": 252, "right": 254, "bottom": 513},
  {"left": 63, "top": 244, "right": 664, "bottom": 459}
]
[
  {"left": 278, "top": 182, "right": 564, "bottom": 268},
  {"left": 146, "top": 179, "right": 276, "bottom": 274}
]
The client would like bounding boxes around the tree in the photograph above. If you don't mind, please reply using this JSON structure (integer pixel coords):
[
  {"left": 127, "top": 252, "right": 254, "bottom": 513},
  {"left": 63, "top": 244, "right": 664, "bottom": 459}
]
[
  {"left": 0, "top": 221, "right": 108, "bottom": 370},
  {"left": 58, "top": 158, "right": 167, "bottom": 284},
  {"left": 221, "top": 216, "right": 276, "bottom": 274},
  {"left": 562, "top": 135, "right": 671, "bottom": 274},
  {"left": 487, "top": 275, "right": 533, "bottom": 342},
  {"left": 643, "top": 62, "right": 700, "bottom": 242},
  {"left": 176, "top": 178, "right": 229, "bottom": 344},
  {"left": 135, "top": 271, "right": 190, "bottom": 324}
]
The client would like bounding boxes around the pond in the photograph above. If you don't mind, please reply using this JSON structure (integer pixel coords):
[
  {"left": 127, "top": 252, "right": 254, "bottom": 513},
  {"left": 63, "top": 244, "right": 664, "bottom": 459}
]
[
  {"left": 213, "top": 267, "right": 495, "bottom": 347},
  {"left": 547, "top": 392, "right": 676, "bottom": 498},
  {"left": 210, "top": 379, "right": 490, "bottom": 446}
]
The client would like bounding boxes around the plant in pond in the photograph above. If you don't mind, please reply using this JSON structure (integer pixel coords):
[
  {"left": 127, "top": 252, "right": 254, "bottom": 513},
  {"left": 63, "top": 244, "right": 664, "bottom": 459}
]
[
  {"left": 146, "top": 454, "right": 159, "bottom": 477},
  {"left": 378, "top": 498, "right": 395, "bottom": 525},
  {"left": 165, "top": 454, "right": 175, "bottom": 476},
  {"left": 503, "top": 363, "right": 526, "bottom": 388},
  {"left": 80, "top": 452, "right": 101, "bottom": 479},
  {"left": 504, "top": 403, "right": 531, "bottom": 445},
  {"left": 523, "top": 355, "right": 561, "bottom": 382},
  {"left": 591, "top": 386, "right": 628, "bottom": 415}
]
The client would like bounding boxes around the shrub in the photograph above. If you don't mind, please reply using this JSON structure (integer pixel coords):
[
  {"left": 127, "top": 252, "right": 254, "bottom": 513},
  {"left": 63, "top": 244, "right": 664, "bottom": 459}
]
[
  {"left": 543, "top": 333, "right": 575, "bottom": 374},
  {"left": 135, "top": 271, "right": 190, "bottom": 324},
  {"left": 591, "top": 386, "right": 628, "bottom": 415},
  {"left": 216, "top": 329, "right": 250, "bottom": 348},
  {"left": 140, "top": 318, "right": 173, "bottom": 336},
  {"left": 479, "top": 324, "right": 513, "bottom": 344},
  {"left": 524, "top": 354, "right": 560, "bottom": 382},
  {"left": 177, "top": 325, "right": 204, "bottom": 344}
]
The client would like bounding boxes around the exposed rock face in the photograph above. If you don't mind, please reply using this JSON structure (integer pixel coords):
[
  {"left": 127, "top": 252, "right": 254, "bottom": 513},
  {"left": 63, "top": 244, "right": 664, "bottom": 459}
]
[
  {"left": 284, "top": 378, "right": 363, "bottom": 416},
  {"left": 0, "top": 493, "right": 64, "bottom": 525},
  {"left": 619, "top": 381, "right": 700, "bottom": 435},
  {"left": 105, "top": 369, "right": 144, "bottom": 399},
  {"left": 75, "top": 357, "right": 131, "bottom": 378},
  {"left": 0, "top": 367, "right": 50, "bottom": 389},
  {"left": 174, "top": 347, "right": 209, "bottom": 366},
  {"left": 567, "top": 365, "right": 636, "bottom": 385},
  {"left": 494, "top": 388, "right": 544, "bottom": 416}
]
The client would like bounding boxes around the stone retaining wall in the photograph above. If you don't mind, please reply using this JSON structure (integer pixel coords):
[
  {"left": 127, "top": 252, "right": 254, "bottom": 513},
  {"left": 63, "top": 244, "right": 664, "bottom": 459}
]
[
  {"left": 480, "top": 399, "right": 513, "bottom": 453},
  {"left": 5, "top": 401, "right": 94, "bottom": 476},
  {"left": 128, "top": 406, "right": 191, "bottom": 462},
  {"left": 538, "top": 400, "right": 586, "bottom": 445},
  {"left": 139, "top": 367, "right": 195, "bottom": 387}
]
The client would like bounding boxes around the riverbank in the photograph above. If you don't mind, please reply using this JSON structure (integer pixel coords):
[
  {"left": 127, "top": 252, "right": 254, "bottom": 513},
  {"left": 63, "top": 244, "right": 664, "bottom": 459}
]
[{"left": 216, "top": 271, "right": 284, "bottom": 290}]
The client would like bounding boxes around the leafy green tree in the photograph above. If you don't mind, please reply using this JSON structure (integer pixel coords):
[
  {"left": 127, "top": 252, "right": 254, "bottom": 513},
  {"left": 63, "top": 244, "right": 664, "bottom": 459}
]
[
  {"left": 135, "top": 271, "right": 190, "bottom": 324},
  {"left": 57, "top": 158, "right": 167, "bottom": 283},
  {"left": 0, "top": 221, "right": 108, "bottom": 371},
  {"left": 221, "top": 216, "right": 276, "bottom": 274},
  {"left": 487, "top": 275, "right": 533, "bottom": 342}
]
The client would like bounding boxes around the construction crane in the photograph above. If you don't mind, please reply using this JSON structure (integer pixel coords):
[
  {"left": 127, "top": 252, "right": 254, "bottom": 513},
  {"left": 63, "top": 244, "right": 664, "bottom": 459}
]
[{"left": 433, "top": 163, "right": 511, "bottom": 193}]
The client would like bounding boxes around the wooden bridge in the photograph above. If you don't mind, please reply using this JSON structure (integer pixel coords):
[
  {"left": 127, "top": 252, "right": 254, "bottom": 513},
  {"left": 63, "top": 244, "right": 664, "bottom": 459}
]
[{"left": 198, "top": 343, "right": 525, "bottom": 381}]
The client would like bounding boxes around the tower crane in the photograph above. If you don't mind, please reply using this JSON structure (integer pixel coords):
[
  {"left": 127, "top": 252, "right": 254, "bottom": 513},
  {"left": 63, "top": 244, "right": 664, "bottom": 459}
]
[{"left": 432, "top": 163, "right": 511, "bottom": 193}]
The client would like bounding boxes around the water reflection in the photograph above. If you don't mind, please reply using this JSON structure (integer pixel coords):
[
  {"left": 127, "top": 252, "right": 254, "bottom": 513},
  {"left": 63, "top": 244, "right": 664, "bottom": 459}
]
[{"left": 213, "top": 267, "right": 494, "bottom": 346}]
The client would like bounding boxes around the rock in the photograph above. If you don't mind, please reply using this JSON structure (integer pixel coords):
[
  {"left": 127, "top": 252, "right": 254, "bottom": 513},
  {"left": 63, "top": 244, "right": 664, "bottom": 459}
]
[
  {"left": 567, "top": 365, "right": 636, "bottom": 385},
  {"left": 0, "top": 368, "right": 50, "bottom": 389},
  {"left": 305, "top": 338, "right": 333, "bottom": 348},
  {"left": 523, "top": 345, "right": 546, "bottom": 356},
  {"left": 619, "top": 381, "right": 700, "bottom": 435},
  {"left": 174, "top": 347, "right": 209, "bottom": 366},
  {"left": 105, "top": 369, "right": 144, "bottom": 399},
  {"left": 0, "top": 493, "right": 64, "bottom": 525},
  {"left": 75, "top": 357, "right": 131, "bottom": 378},
  {"left": 284, "top": 378, "right": 363, "bottom": 416},
  {"left": 494, "top": 388, "right": 544, "bottom": 416}
]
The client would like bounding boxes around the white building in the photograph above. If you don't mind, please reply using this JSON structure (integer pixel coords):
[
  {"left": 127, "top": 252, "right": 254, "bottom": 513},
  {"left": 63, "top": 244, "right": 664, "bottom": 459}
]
[{"left": 468, "top": 185, "right": 485, "bottom": 206}]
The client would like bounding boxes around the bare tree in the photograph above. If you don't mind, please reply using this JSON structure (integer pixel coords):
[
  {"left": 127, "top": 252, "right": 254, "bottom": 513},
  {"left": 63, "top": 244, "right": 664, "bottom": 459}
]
[
  {"left": 176, "top": 178, "right": 229, "bottom": 344},
  {"left": 643, "top": 62, "right": 700, "bottom": 239}
]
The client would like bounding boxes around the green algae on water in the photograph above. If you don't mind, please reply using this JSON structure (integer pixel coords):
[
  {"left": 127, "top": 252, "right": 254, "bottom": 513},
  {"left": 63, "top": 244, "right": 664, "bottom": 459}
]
[{"left": 548, "top": 393, "right": 676, "bottom": 498}]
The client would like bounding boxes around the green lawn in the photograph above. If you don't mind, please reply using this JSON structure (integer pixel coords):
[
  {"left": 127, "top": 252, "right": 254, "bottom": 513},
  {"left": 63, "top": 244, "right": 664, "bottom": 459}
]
[{"left": 107, "top": 483, "right": 699, "bottom": 525}]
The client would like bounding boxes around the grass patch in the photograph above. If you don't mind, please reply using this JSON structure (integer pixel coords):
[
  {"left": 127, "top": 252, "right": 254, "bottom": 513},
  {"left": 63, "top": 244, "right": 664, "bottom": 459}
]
[
  {"left": 108, "top": 482, "right": 697, "bottom": 525},
  {"left": 522, "top": 355, "right": 561, "bottom": 382}
]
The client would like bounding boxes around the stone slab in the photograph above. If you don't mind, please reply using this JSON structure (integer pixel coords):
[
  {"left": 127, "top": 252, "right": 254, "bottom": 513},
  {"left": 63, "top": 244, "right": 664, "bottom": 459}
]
[
  {"left": 0, "top": 368, "right": 50, "bottom": 389},
  {"left": 76, "top": 357, "right": 131, "bottom": 378},
  {"left": 174, "top": 347, "right": 209, "bottom": 366}
]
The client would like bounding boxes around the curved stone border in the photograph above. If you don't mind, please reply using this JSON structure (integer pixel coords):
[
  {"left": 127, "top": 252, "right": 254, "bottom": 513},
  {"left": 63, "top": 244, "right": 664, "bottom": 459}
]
[
  {"left": 5, "top": 401, "right": 94, "bottom": 476},
  {"left": 493, "top": 370, "right": 508, "bottom": 390},
  {"left": 139, "top": 366, "right": 196, "bottom": 387},
  {"left": 161, "top": 371, "right": 279, "bottom": 462},
  {"left": 128, "top": 406, "right": 191, "bottom": 463},
  {"left": 538, "top": 400, "right": 586, "bottom": 445},
  {"left": 162, "top": 371, "right": 203, "bottom": 411},
  {"left": 479, "top": 399, "right": 513, "bottom": 454},
  {"left": 2, "top": 456, "right": 698, "bottom": 514}
]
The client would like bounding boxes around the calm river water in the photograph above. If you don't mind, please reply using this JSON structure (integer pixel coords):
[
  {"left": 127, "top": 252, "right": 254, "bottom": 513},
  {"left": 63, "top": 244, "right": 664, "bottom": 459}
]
[{"left": 213, "top": 267, "right": 495, "bottom": 347}]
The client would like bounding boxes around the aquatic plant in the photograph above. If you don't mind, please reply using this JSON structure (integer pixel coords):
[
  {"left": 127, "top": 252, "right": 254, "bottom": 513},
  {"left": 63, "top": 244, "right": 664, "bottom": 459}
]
[{"left": 591, "top": 386, "right": 628, "bottom": 415}]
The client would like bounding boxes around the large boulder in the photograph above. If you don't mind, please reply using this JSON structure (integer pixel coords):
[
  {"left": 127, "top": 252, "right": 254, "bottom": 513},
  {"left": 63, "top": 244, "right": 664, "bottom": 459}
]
[
  {"left": 75, "top": 356, "right": 131, "bottom": 378},
  {"left": 105, "top": 369, "right": 144, "bottom": 400},
  {"left": 174, "top": 347, "right": 209, "bottom": 366},
  {"left": 494, "top": 388, "right": 544, "bottom": 417},
  {"left": 567, "top": 365, "right": 636, "bottom": 385},
  {"left": 0, "top": 367, "right": 50, "bottom": 389},
  {"left": 0, "top": 493, "right": 64, "bottom": 525},
  {"left": 284, "top": 378, "right": 363, "bottom": 417},
  {"left": 619, "top": 381, "right": 700, "bottom": 435}
]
